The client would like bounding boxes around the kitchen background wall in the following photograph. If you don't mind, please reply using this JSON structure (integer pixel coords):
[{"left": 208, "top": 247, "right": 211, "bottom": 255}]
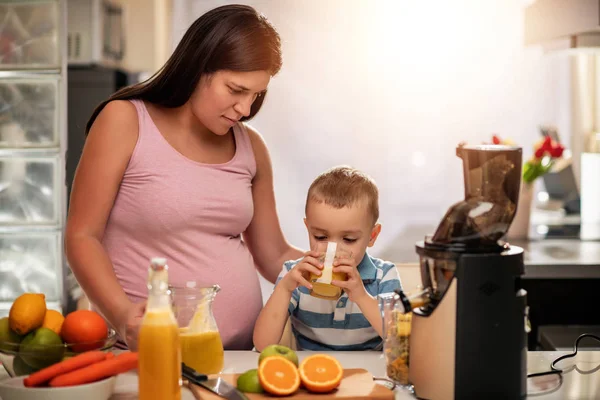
[{"left": 168, "top": 0, "right": 572, "bottom": 300}]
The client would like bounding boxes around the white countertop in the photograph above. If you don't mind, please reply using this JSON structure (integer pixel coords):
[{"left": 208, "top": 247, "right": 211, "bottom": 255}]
[
  {"left": 109, "top": 351, "right": 403, "bottom": 400},
  {"left": 3, "top": 350, "right": 600, "bottom": 399}
]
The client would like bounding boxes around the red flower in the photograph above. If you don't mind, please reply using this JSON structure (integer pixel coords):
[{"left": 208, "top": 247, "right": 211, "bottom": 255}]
[
  {"left": 541, "top": 136, "right": 553, "bottom": 152},
  {"left": 550, "top": 145, "right": 564, "bottom": 158},
  {"left": 535, "top": 148, "right": 545, "bottom": 158}
]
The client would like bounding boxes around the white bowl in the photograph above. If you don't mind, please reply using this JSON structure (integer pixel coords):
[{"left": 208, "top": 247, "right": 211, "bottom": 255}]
[{"left": 0, "top": 375, "right": 116, "bottom": 400}]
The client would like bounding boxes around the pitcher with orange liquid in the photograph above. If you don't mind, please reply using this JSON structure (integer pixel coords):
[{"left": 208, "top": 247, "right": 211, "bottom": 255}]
[
  {"left": 171, "top": 282, "right": 224, "bottom": 374},
  {"left": 138, "top": 257, "right": 182, "bottom": 400}
]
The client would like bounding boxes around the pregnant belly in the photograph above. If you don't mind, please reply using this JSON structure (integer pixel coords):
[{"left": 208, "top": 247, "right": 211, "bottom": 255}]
[
  {"left": 124, "top": 263, "right": 263, "bottom": 350},
  {"left": 212, "top": 270, "right": 263, "bottom": 350},
  {"left": 111, "top": 233, "right": 264, "bottom": 349}
]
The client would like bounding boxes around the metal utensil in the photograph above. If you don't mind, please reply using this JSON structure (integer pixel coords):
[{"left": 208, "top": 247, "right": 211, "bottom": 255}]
[{"left": 182, "top": 363, "right": 249, "bottom": 400}]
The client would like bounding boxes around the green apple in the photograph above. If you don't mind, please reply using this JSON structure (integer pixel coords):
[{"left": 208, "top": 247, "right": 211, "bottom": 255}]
[{"left": 258, "top": 344, "right": 298, "bottom": 367}]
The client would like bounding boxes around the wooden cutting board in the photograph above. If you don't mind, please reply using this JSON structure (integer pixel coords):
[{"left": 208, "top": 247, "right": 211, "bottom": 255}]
[{"left": 187, "top": 368, "right": 394, "bottom": 399}]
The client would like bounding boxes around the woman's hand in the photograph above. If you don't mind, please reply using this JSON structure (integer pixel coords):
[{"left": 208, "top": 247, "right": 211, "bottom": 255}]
[
  {"left": 331, "top": 254, "right": 368, "bottom": 303},
  {"left": 279, "top": 250, "right": 323, "bottom": 293},
  {"left": 116, "top": 301, "right": 146, "bottom": 351}
]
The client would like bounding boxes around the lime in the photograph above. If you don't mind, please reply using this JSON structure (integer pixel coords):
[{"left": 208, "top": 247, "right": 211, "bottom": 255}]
[
  {"left": 236, "top": 369, "right": 264, "bottom": 393},
  {"left": 19, "top": 327, "right": 65, "bottom": 370},
  {"left": 0, "top": 317, "right": 21, "bottom": 352}
]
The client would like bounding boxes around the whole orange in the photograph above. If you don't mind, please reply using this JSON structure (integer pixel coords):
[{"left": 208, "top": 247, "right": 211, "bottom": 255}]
[
  {"left": 60, "top": 310, "right": 108, "bottom": 352},
  {"left": 42, "top": 309, "right": 65, "bottom": 335}
]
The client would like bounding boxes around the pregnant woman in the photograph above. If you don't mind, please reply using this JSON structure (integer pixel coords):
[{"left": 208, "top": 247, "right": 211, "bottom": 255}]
[{"left": 65, "top": 4, "right": 302, "bottom": 350}]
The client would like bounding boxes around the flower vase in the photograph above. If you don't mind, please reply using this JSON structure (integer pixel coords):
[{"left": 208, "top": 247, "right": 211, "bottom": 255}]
[{"left": 506, "top": 183, "right": 534, "bottom": 240}]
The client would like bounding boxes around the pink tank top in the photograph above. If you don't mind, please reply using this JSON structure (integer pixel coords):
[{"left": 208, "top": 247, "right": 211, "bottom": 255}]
[{"left": 102, "top": 99, "right": 263, "bottom": 350}]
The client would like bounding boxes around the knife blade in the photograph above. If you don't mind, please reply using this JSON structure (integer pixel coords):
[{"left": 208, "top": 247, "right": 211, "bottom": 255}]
[
  {"left": 196, "top": 377, "right": 250, "bottom": 400},
  {"left": 182, "top": 362, "right": 208, "bottom": 385},
  {"left": 182, "top": 362, "right": 249, "bottom": 400}
]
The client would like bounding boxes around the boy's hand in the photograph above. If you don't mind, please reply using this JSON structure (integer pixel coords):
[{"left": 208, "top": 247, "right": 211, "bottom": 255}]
[
  {"left": 331, "top": 254, "right": 368, "bottom": 303},
  {"left": 279, "top": 250, "right": 323, "bottom": 293}
]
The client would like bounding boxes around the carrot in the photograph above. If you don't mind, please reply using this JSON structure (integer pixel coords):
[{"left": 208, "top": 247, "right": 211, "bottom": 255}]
[
  {"left": 24, "top": 351, "right": 109, "bottom": 387},
  {"left": 48, "top": 351, "right": 139, "bottom": 387}
]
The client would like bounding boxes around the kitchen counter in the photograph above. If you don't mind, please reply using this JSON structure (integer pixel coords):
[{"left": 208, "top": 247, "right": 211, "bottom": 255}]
[
  {"left": 508, "top": 239, "right": 600, "bottom": 278},
  {"left": 106, "top": 351, "right": 394, "bottom": 399},
  {"left": 380, "top": 224, "right": 600, "bottom": 279},
  {"left": 3, "top": 350, "right": 598, "bottom": 399}
]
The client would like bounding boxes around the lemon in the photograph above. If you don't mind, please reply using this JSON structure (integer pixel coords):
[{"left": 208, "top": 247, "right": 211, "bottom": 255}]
[
  {"left": 0, "top": 317, "right": 21, "bottom": 352},
  {"left": 9, "top": 293, "right": 47, "bottom": 335},
  {"left": 236, "top": 369, "right": 264, "bottom": 393},
  {"left": 19, "top": 327, "right": 65, "bottom": 370}
]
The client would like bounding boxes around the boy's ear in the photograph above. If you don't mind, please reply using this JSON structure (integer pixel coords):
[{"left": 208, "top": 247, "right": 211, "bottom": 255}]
[
  {"left": 304, "top": 218, "right": 308, "bottom": 229},
  {"left": 368, "top": 223, "right": 382, "bottom": 247}
]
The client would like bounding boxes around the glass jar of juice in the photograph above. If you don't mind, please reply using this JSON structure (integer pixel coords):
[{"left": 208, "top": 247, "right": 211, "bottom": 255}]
[{"left": 170, "top": 282, "right": 224, "bottom": 375}]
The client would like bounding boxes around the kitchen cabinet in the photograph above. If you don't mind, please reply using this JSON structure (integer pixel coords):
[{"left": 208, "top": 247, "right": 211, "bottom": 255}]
[
  {"left": 110, "top": 0, "right": 172, "bottom": 73},
  {"left": 524, "top": 0, "right": 600, "bottom": 47}
]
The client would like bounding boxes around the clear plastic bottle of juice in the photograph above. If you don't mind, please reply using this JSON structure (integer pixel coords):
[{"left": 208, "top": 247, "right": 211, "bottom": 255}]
[{"left": 138, "top": 257, "right": 181, "bottom": 400}]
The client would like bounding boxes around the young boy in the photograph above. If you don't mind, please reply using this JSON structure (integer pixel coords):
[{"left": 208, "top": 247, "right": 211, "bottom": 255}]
[{"left": 253, "top": 166, "right": 401, "bottom": 351}]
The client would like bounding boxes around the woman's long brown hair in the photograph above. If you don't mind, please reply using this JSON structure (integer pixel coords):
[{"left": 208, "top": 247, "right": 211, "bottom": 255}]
[{"left": 85, "top": 4, "right": 282, "bottom": 135}]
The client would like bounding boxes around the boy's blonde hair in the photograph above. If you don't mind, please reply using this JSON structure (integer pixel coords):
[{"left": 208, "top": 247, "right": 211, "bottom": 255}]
[{"left": 306, "top": 166, "right": 379, "bottom": 224}]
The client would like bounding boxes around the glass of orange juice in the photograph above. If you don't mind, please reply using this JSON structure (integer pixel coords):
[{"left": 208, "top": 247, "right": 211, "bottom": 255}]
[
  {"left": 309, "top": 242, "right": 353, "bottom": 300},
  {"left": 170, "top": 282, "right": 224, "bottom": 375}
]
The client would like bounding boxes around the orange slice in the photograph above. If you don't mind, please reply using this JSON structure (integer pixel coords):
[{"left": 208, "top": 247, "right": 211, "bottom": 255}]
[
  {"left": 257, "top": 356, "right": 300, "bottom": 396},
  {"left": 299, "top": 354, "right": 343, "bottom": 393}
]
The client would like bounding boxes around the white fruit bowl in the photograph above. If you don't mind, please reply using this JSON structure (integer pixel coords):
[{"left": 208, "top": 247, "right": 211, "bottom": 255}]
[
  {"left": 0, "top": 328, "right": 118, "bottom": 377},
  {"left": 0, "top": 375, "right": 116, "bottom": 400}
]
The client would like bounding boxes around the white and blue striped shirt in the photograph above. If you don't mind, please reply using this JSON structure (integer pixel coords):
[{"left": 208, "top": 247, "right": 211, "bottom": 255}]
[{"left": 275, "top": 254, "right": 402, "bottom": 351}]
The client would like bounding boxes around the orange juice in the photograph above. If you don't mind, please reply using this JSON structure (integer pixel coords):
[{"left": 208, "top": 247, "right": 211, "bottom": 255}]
[
  {"left": 180, "top": 328, "right": 224, "bottom": 374},
  {"left": 309, "top": 271, "right": 347, "bottom": 300},
  {"left": 309, "top": 242, "right": 350, "bottom": 300},
  {"left": 139, "top": 309, "right": 181, "bottom": 400}
]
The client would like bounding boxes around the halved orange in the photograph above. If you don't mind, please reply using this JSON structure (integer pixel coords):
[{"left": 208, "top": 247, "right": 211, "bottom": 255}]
[
  {"left": 257, "top": 356, "right": 300, "bottom": 396},
  {"left": 299, "top": 354, "right": 343, "bottom": 393}
]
